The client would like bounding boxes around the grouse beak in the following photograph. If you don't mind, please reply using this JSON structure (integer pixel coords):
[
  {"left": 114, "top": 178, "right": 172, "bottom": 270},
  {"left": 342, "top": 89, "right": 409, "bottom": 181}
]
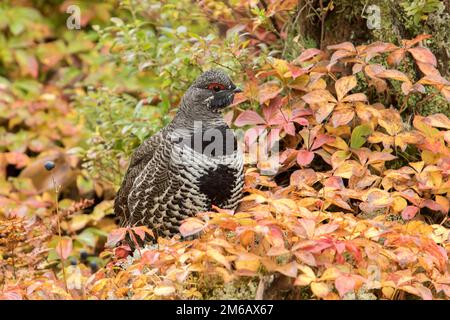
[{"left": 233, "top": 87, "right": 243, "bottom": 93}]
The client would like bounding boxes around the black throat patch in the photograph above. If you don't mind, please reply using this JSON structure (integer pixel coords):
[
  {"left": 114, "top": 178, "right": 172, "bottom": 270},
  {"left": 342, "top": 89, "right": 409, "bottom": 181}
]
[
  {"left": 198, "top": 164, "right": 238, "bottom": 208},
  {"left": 211, "top": 91, "right": 234, "bottom": 110}
]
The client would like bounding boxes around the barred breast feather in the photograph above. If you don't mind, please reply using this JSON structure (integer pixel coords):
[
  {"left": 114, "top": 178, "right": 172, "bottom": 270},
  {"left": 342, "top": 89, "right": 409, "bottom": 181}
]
[{"left": 115, "top": 124, "right": 244, "bottom": 237}]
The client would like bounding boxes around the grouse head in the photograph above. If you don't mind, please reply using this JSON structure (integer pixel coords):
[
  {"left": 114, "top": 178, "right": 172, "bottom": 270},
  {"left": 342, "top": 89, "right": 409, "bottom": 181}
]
[{"left": 181, "top": 69, "right": 242, "bottom": 115}]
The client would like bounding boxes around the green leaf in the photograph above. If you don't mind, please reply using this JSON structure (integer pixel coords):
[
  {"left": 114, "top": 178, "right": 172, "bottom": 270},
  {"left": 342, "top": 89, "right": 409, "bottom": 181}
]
[{"left": 351, "top": 124, "right": 373, "bottom": 149}]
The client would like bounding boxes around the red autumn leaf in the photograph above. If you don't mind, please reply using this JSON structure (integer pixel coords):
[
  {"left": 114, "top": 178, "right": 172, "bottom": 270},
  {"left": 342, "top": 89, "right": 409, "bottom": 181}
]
[
  {"left": 294, "top": 48, "right": 323, "bottom": 63},
  {"left": 387, "top": 49, "right": 406, "bottom": 66},
  {"left": 423, "top": 113, "right": 450, "bottom": 129},
  {"left": 363, "top": 41, "right": 398, "bottom": 55},
  {"left": 414, "top": 284, "right": 433, "bottom": 300},
  {"left": 234, "top": 110, "right": 265, "bottom": 126},
  {"left": 311, "top": 134, "right": 334, "bottom": 151},
  {"left": 106, "top": 228, "right": 127, "bottom": 247},
  {"left": 231, "top": 92, "right": 248, "bottom": 106},
  {"left": 352, "top": 63, "right": 364, "bottom": 74},
  {"left": 364, "top": 64, "right": 385, "bottom": 78},
  {"left": 141, "top": 250, "right": 160, "bottom": 265},
  {"left": 402, "top": 34, "right": 432, "bottom": 48},
  {"left": 335, "top": 275, "right": 355, "bottom": 297},
  {"left": 401, "top": 206, "right": 419, "bottom": 220},
  {"left": 408, "top": 47, "right": 437, "bottom": 67},
  {"left": 327, "top": 42, "right": 356, "bottom": 52},
  {"left": 416, "top": 62, "right": 441, "bottom": 77},
  {"left": 114, "top": 245, "right": 131, "bottom": 259},
  {"left": 401, "top": 82, "right": 425, "bottom": 95},
  {"left": 341, "top": 93, "right": 368, "bottom": 103},
  {"left": 377, "top": 69, "right": 410, "bottom": 82},
  {"left": 418, "top": 74, "right": 450, "bottom": 86},
  {"left": 275, "top": 261, "right": 298, "bottom": 278},
  {"left": 263, "top": 99, "right": 287, "bottom": 125},
  {"left": 287, "top": 64, "right": 307, "bottom": 79},
  {"left": 328, "top": 50, "right": 355, "bottom": 67},
  {"left": 259, "top": 83, "right": 283, "bottom": 104},
  {"left": 297, "top": 150, "right": 315, "bottom": 166},
  {"left": 55, "top": 237, "right": 73, "bottom": 260},
  {"left": 131, "top": 225, "right": 154, "bottom": 241}
]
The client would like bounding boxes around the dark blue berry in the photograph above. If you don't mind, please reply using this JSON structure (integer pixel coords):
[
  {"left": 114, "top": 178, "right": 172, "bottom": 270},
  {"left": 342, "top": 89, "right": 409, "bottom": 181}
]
[
  {"left": 44, "top": 161, "right": 55, "bottom": 171},
  {"left": 70, "top": 257, "right": 77, "bottom": 265},
  {"left": 80, "top": 250, "right": 88, "bottom": 261}
]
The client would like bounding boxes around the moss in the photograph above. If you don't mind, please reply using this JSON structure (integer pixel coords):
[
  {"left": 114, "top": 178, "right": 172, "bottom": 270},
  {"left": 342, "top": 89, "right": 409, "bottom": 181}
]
[
  {"left": 417, "top": 87, "right": 450, "bottom": 117},
  {"left": 386, "top": 214, "right": 404, "bottom": 222},
  {"left": 204, "top": 278, "right": 258, "bottom": 300},
  {"left": 358, "top": 209, "right": 385, "bottom": 220}
]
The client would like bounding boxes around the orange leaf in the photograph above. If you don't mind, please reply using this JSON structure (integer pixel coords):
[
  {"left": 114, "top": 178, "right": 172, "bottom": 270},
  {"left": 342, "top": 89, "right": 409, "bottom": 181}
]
[
  {"left": 131, "top": 226, "right": 154, "bottom": 241},
  {"left": 401, "top": 206, "right": 419, "bottom": 220},
  {"left": 55, "top": 237, "right": 73, "bottom": 260},
  {"left": 408, "top": 47, "right": 437, "bottom": 66},
  {"left": 302, "top": 90, "right": 337, "bottom": 104},
  {"left": 330, "top": 108, "right": 355, "bottom": 127},
  {"left": 377, "top": 69, "right": 410, "bottom": 82},
  {"left": 276, "top": 261, "right": 298, "bottom": 278},
  {"left": 179, "top": 218, "right": 206, "bottom": 237},
  {"left": 387, "top": 49, "right": 406, "bottom": 65},
  {"left": 416, "top": 62, "right": 441, "bottom": 77},
  {"left": 259, "top": 83, "right": 283, "bottom": 104},
  {"left": 335, "top": 75, "right": 357, "bottom": 101},
  {"left": 294, "top": 48, "right": 323, "bottom": 63},
  {"left": 402, "top": 34, "right": 432, "bottom": 48},
  {"left": 423, "top": 113, "right": 450, "bottom": 129},
  {"left": 206, "top": 247, "right": 231, "bottom": 269},
  {"left": 327, "top": 42, "right": 356, "bottom": 52},
  {"left": 341, "top": 93, "right": 367, "bottom": 103}
]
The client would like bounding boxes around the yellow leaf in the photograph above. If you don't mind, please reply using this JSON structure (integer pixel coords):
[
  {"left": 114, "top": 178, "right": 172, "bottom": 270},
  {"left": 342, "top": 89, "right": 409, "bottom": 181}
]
[
  {"left": 154, "top": 285, "right": 176, "bottom": 296},
  {"left": 382, "top": 286, "right": 395, "bottom": 299},
  {"left": 333, "top": 161, "right": 354, "bottom": 179},
  {"left": 271, "top": 198, "right": 298, "bottom": 214},
  {"left": 421, "top": 150, "right": 440, "bottom": 165},
  {"left": 295, "top": 275, "right": 314, "bottom": 286},
  {"left": 319, "top": 267, "right": 341, "bottom": 281},
  {"left": 235, "top": 254, "right": 260, "bottom": 273},
  {"left": 206, "top": 247, "right": 231, "bottom": 269},
  {"left": 298, "top": 265, "right": 316, "bottom": 279},
  {"left": 392, "top": 197, "right": 407, "bottom": 213},
  {"left": 311, "top": 282, "right": 331, "bottom": 298}
]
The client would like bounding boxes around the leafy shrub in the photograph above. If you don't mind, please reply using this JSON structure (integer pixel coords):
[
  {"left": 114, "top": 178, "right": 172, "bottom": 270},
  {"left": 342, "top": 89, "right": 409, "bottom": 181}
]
[{"left": 0, "top": 0, "right": 449, "bottom": 300}]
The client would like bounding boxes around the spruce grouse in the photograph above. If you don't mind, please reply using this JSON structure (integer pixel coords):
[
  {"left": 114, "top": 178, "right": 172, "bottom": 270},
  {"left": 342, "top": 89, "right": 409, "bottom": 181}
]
[{"left": 114, "top": 69, "right": 244, "bottom": 238}]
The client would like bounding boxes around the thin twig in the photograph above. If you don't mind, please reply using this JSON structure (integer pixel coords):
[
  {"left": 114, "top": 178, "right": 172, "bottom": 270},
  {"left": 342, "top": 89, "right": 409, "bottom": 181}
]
[{"left": 52, "top": 175, "right": 68, "bottom": 293}]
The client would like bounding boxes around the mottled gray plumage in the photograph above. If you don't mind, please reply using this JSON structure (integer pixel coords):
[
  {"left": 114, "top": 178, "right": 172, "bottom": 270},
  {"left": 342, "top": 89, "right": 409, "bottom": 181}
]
[{"left": 115, "top": 69, "right": 244, "bottom": 238}]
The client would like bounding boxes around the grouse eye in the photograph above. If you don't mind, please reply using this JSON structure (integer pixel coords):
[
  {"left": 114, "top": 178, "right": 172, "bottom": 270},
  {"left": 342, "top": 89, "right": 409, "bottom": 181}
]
[{"left": 207, "top": 83, "right": 225, "bottom": 92}]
